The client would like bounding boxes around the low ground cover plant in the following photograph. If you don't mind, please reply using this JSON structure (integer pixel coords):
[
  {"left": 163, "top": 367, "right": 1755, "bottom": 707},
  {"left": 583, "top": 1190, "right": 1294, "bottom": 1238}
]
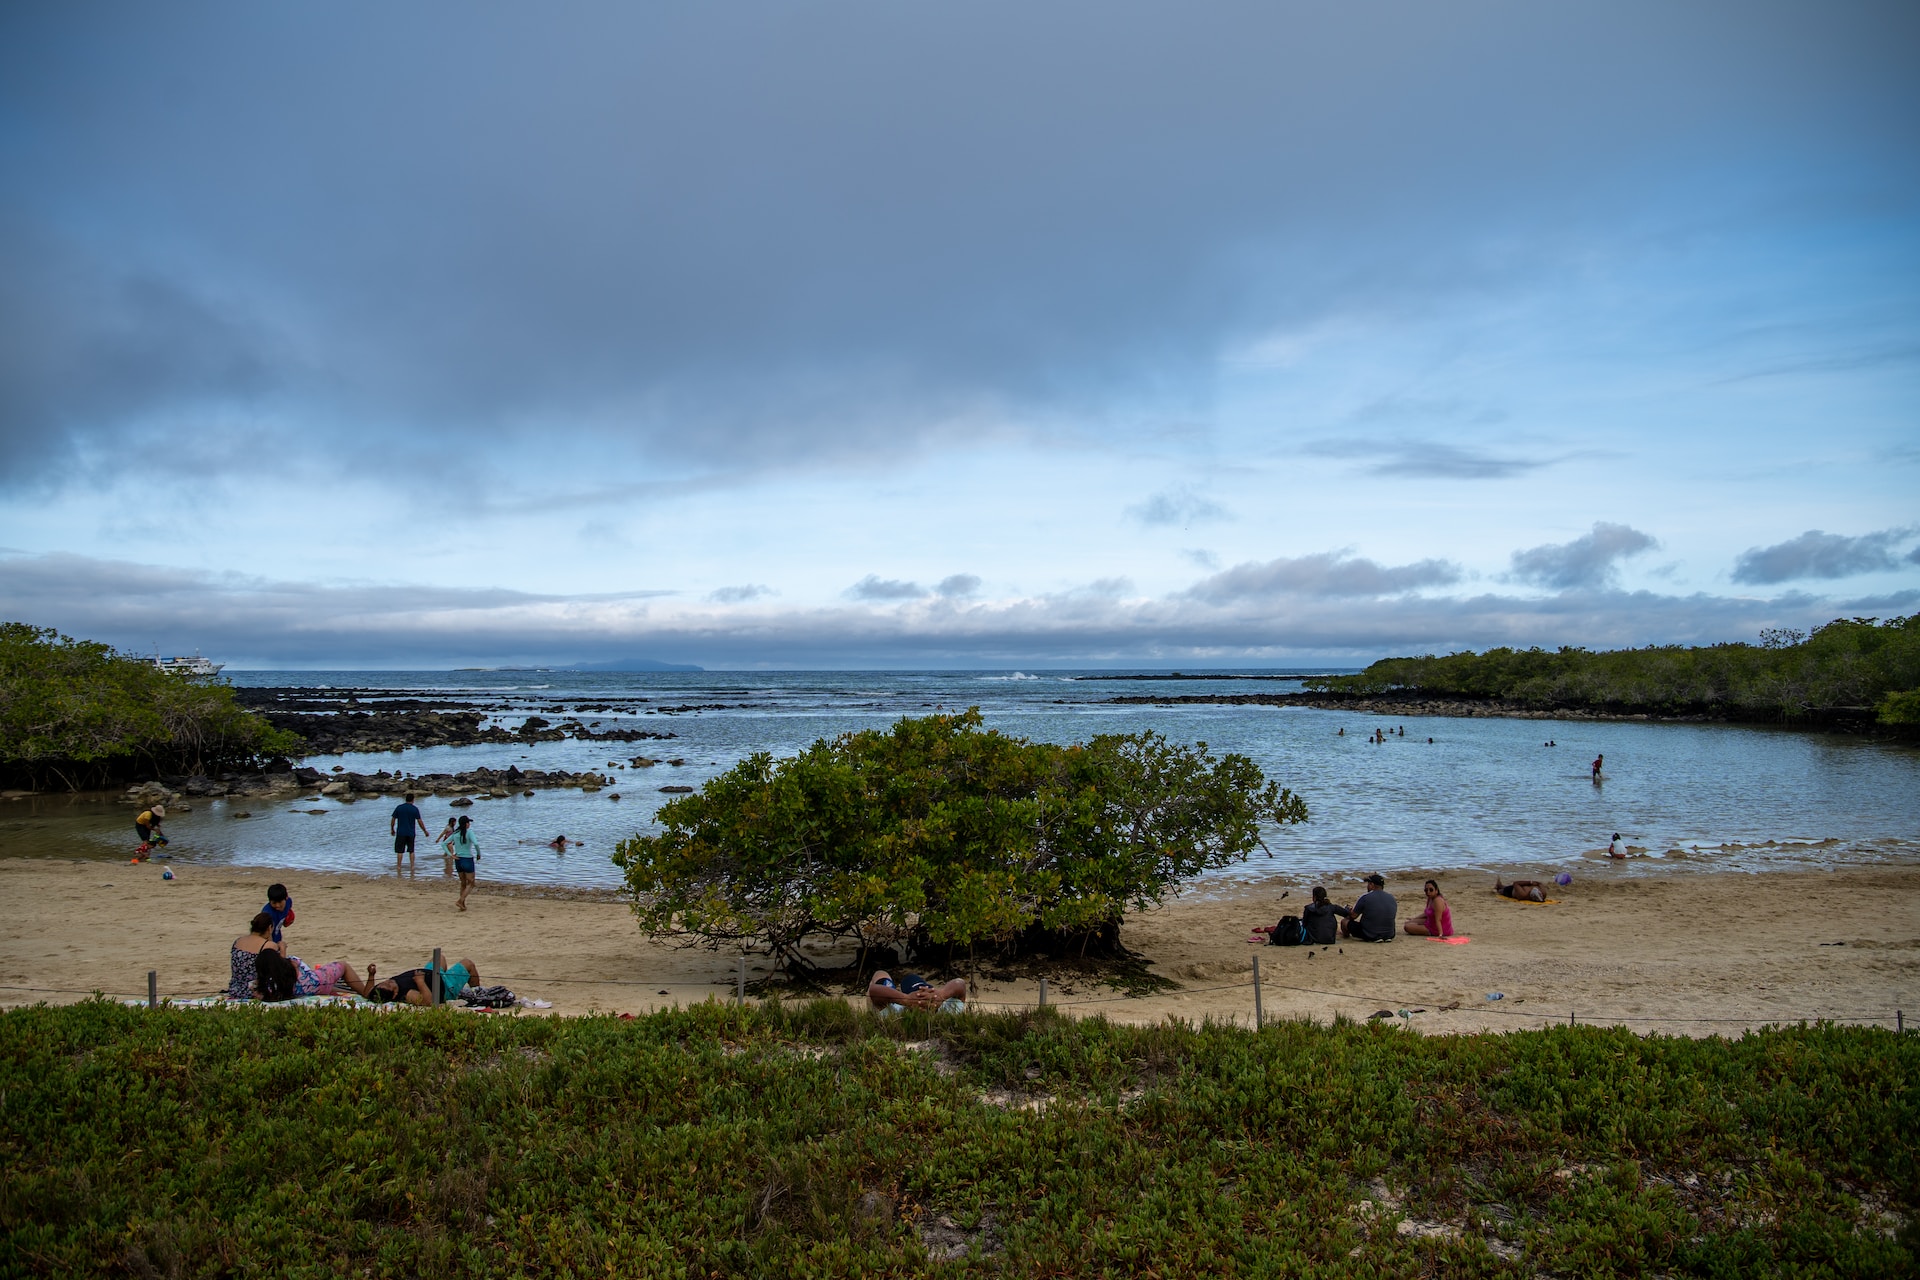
[{"left": 2, "top": 1000, "right": 1910, "bottom": 1277}]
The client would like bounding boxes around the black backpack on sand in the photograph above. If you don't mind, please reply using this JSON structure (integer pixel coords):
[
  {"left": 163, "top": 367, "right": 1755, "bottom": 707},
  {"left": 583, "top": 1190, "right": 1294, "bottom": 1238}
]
[{"left": 1271, "top": 916, "right": 1306, "bottom": 947}]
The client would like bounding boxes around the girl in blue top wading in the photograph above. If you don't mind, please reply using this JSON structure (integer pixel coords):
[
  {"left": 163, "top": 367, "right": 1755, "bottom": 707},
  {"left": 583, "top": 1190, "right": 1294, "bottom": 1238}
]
[{"left": 444, "top": 815, "right": 481, "bottom": 911}]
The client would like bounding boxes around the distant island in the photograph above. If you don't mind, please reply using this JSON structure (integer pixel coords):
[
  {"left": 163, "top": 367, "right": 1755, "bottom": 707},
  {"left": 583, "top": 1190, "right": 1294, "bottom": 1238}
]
[
  {"left": 455, "top": 658, "right": 705, "bottom": 673},
  {"left": 567, "top": 658, "right": 704, "bottom": 673}
]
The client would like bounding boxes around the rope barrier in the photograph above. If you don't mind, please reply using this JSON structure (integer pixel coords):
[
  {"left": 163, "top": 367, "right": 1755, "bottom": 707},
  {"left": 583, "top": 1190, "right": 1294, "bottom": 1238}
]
[{"left": 0, "top": 976, "right": 1904, "bottom": 1030}]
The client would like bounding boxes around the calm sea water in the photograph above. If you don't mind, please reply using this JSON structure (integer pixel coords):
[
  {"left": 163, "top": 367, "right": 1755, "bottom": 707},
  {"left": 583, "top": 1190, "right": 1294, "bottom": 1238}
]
[{"left": 7, "top": 669, "right": 1917, "bottom": 890}]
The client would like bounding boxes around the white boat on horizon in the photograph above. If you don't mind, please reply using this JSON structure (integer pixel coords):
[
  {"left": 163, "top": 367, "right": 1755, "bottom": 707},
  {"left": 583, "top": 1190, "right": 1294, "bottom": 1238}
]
[{"left": 151, "top": 652, "right": 225, "bottom": 677}]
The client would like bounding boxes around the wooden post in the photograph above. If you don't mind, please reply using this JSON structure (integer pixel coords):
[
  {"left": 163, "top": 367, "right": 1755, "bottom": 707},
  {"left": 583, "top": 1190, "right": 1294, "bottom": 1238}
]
[
  {"left": 1038, "top": 977, "right": 1048, "bottom": 1009},
  {"left": 431, "top": 947, "right": 444, "bottom": 1006},
  {"left": 1570, "top": 1009, "right": 1576, "bottom": 1026},
  {"left": 1899, "top": 1010, "right": 1904, "bottom": 1033},
  {"left": 737, "top": 954, "right": 746, "bottom": 1006},
  {"left": 1252, "top": 955, "right": 1263, "bottom": 1030},
  {"left": 148, "top": 970, "right": 157, "bottom": 1009}
]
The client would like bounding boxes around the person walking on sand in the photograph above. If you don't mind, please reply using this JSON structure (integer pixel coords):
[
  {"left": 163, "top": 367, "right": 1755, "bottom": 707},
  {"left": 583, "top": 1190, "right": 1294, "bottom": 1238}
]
[
  {"left": 444, "top": 814, "right": 480, "bottom": 911},
  {"left": 390, "top": 792, "right": 426, "bottom": 873}
]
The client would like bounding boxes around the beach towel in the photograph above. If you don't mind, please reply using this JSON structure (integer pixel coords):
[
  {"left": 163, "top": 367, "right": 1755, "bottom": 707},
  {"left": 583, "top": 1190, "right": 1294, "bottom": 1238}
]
[{"left": 1430, "top": 936, "right": 1472, "bottom": 944}]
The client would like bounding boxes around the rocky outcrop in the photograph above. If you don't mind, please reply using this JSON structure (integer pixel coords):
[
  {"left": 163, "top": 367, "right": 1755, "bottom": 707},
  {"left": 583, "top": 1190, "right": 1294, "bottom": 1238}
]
[
  {"left": 118, "top": 763, "right": 636, "bottom": 803},
  {"left": 230, "top": 687, "right": 684, "bottom": 756}
]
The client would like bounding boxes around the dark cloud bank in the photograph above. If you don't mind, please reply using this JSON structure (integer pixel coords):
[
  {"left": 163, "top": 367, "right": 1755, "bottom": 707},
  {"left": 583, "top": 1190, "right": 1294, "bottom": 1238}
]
[
  {"left": 3, "top": 2, "right": 1916, "bottom": 484},
  {"left": 6, "top": 547, "right": 1912, "bottom": 669},
  {"left": 1732, "top": 527, "right": 1920, "bottom": 584}
]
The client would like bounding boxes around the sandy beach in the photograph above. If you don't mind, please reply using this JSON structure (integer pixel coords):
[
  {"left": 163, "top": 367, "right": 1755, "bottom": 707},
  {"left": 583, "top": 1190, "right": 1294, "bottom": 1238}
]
[{"left": 2, "top": 857, "right": 1915, "bottom": 1035}]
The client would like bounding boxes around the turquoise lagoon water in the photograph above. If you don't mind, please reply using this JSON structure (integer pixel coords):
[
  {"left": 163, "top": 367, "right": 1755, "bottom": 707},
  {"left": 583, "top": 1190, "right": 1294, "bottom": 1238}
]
[{"left": 5, "top": 669, "right": 1916, "bottom": 890}]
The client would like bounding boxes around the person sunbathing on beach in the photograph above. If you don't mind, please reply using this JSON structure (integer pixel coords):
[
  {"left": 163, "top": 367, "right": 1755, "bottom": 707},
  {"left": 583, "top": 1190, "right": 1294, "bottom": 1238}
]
[
  {"left": 371, "top": 957, "right": 480, "bottom": 1005},
  {"left": 252, "top": 946, "right": 377, "bottom": 1001},
  {"left": 866, "top": 970, "right": 968, "bottom": 1014},
  {"left": 1403, "top": 880, "right": 1453, "bottom": 936},
  {"left": 1495, "top": 878, "right": 1548, "bottom": 902}
]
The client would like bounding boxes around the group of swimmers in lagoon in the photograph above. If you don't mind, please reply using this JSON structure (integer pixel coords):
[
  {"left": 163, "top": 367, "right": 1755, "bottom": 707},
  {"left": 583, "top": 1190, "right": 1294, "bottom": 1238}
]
[
  {"left": 385, "top": 792, "right": 588, "bottom": 910},
  {"left": 1337, "top": 726, "right": 1437, "bottom": 745},
  {"left": 225, "top": 881, "right": 482, "bottom": 1004},
  {"left": 388, "top": 792, "right": 489, "bottom": 909}
]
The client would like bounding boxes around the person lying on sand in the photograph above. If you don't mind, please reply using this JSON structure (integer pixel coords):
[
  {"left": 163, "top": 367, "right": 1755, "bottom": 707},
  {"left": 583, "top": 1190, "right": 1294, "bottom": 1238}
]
[
  {"left": 252, "top": 947, "right": 377, "bottom": 1001},
  {"left": 867, "top": 970, "right": 968, "bottom": 1014},
  {"left": 1495, "top": 878, "right": 1548, "bottom": 902},
  {"left": 371, "top": 957, "right": 480, "bottom": 1004},
  {"left": 1403, "top": 879, "right": 1454, "bottom": 937}
]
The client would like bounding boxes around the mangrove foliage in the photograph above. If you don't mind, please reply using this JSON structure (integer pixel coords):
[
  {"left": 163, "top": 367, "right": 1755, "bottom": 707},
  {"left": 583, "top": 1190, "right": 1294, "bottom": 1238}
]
[
  {"left": 0, "top": 622, "right": 300, "bottom": 789},
  {"left": 614, "top": 709, "right": 1306, "bottom": 967},
  {"left": 1307, "top": 614, "right": 1920, "bottom": 726}
]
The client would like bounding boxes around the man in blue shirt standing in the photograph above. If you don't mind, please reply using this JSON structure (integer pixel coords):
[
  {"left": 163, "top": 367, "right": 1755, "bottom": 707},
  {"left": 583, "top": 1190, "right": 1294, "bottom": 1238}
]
[{"left": 390, "top": 792, "right": 425, "bottom": 874}]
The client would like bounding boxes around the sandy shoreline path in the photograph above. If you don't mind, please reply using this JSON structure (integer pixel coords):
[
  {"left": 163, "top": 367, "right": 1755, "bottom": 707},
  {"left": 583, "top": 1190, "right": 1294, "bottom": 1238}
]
[{"left": 3, "top": 858, "right": 1916, "bottom": 1034}]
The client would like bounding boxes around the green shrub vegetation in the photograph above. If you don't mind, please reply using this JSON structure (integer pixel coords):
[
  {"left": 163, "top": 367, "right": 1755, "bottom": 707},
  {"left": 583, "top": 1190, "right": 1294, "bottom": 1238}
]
[
  {"left": 1, "top": 1001, "right": 1911, "bottom": 1277},
  {"left": 1308, "top": 615, "right": 1920, "bottom": 723},
  {"left": 614, "top": 710, "right": 1307, "bottom": 967},
  {"left": 0, "top": 622, "right": 302, "bottom": 789}
]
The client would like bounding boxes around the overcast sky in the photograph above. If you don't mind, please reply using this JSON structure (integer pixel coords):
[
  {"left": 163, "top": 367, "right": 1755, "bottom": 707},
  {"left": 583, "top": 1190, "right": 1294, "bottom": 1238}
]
[{"left": 2, "top": 2, "right": 1916, "bottom": 667}]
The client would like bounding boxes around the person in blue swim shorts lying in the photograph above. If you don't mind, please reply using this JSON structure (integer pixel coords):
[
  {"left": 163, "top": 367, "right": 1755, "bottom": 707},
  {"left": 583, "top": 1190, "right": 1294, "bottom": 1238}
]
[{"left": 866, "top": 969, "right": 969, "bottom": 1015}]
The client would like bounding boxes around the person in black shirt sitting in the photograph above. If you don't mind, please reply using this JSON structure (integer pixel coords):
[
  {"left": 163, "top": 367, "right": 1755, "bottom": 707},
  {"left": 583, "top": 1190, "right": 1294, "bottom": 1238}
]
[{"left": 1301, "top": 886, "right": 1347, "bottom": 944}]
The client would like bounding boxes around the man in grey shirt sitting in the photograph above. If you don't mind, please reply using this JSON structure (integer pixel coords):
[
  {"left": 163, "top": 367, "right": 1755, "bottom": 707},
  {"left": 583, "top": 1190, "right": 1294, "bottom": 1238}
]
[{"left": 1342, "top": 874, "right": 1398, "bottom": 941}]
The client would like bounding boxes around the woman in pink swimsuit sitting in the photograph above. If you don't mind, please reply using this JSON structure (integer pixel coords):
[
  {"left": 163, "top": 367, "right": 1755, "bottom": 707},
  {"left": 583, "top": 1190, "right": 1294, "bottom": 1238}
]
[{"left": 1403, "top": 879, "right": 1454, "bottom": 937}]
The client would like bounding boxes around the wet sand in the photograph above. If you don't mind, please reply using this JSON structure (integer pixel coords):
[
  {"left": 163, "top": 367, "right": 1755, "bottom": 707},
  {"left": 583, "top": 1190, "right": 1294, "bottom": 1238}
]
[{"left": 2, "top": 858, "right": 1914, "bottom": 1035}]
